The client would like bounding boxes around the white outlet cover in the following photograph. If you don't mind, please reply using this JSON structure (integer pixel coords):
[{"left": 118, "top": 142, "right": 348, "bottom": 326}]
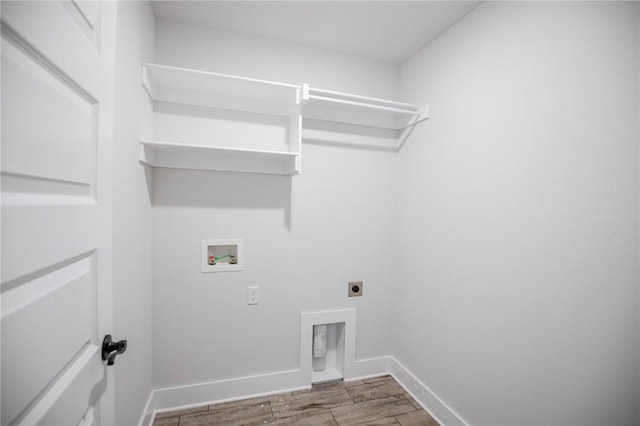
[{"left": 248, "top": 286, "right": 260, "bottom": 305}]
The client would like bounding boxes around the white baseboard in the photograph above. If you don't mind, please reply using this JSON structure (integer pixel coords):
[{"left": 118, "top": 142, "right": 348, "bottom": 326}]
[
  {"left": 142, "top": 356, "right": 391, "bottom": 425},
  {"left": 146, "top": 368, "right": 306, "bottom": 423},
  {"left": 141, "top": 357, "right": 468, "bottom": 426},
  {"left": 347, "top": 356, "right": 391, "bottom": 380},
  {"left": 389, "top": 357, "right": 468, "bottom": 426},
  {"left": 138, "top": 391, "right": 154, "bottom": 426},
  {"left": 141, "top": 357, "right": 467, "bottom": 426}
]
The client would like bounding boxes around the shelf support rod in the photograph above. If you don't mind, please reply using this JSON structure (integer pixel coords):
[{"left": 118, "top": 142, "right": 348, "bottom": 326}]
[
  {"left": 309, "top": 87, "right": 421, "bottom": 111},
  {"left": 308, "top": 95, "right": 422, "bottom": 116}
]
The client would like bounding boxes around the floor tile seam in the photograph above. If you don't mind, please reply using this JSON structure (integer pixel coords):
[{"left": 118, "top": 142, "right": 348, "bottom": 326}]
[
  {"left": 328, "top": 405, "right": 341, "bottom": 425},
  {"left": 329, "top": 407, "right": 340, "bottom": 426},
  {"left": 350, "top": 390, "right": 409, "bottom": 405},
  {"left": 269, "top": 399, "right": 276, "bottom": 418},
  {"left": 392, "top": 403, "right": 422, "bottom": 424},
  {"left": 345, "top": 386, "right": 356, "bottom": 402},
  {"left": 344, "top": 386, "right": 356, "bottom": 405},
  {"left": 178, "top": 407, "right": 206, "bottom": 420},
  {"left": 330, "top": 399, "right": 356, "bottom": 411},
  {"left": 272, "top": 398, "right": 355, "bottom": 417},
  {"left": 400, "top": 393, "right": 417, "bottom": 407},
  {"left": 273, "top": 400, "right": 352, "bottom": 419}
]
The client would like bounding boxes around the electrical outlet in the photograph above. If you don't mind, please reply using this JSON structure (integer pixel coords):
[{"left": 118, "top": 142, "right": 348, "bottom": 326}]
[
  {"left": 348, "top": 281, "right": 363, "bottom": 297},
  {"left": 247, "top": 286, "right": 260, "bottom": 305}
]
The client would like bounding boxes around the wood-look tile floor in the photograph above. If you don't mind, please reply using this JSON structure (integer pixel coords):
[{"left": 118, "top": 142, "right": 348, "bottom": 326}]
[{"left": 153, "top": 375, "right": 439, "bottom": 426}]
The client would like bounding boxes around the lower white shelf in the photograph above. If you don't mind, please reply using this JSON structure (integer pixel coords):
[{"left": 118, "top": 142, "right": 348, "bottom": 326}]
[{"left": 139, "top": 140, "right": 300, "bottom": 175}]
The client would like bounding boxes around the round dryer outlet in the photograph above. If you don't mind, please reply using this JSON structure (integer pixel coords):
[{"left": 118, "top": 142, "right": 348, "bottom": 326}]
[{"left": 348, "top": 281, "right": 363, "bottom": 297}]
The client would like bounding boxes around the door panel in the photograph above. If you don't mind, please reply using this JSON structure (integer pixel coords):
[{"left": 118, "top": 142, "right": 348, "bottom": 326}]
[
  {"left": 1, "top": 1, "right": 99, "bottom": 95},
  {"left": 1, "top": 30, "right": 98, "bottom": 284},
  {"left": 1, "top": 1, "right": 116, "bottom": 425},
  {"left": 1, "top": 204, "right": 97, "bottom": 286},
  {"left": 2, "top": 256, "right": 95, "bottom": 425},
  {"left": 2, "top": 37, "right": 97, "bottom": 187},
  {"left": 61, "top": 0, "right": 100, "bottom": 45}
]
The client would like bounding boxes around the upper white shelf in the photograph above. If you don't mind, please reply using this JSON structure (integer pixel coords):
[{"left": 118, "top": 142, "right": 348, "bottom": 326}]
[
  {"left": 301, "top": 85, "right": 428, "bottom": 131},
  {"left": 141, "top": 62, "right": 428, "bottom": 131},
  {"left": 142, "top": 63, "right": 301, "bottom": 116}
]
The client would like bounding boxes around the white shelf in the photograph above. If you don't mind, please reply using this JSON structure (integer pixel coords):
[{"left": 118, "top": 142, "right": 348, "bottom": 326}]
[
  {"left": 141, "top": 63, "right": 302, "bottom": 176},
  {"left": 140, "top": 140, "right": 300, "bottom": 175},
  {"left": 142, "top": 63, "right": 301, "bottom": 116},
  {"left": 301, "top": 85, "right": 429, "bottom": 131},
  {"left": 141, "top": 63, "right": 428, "bottom": 175}
]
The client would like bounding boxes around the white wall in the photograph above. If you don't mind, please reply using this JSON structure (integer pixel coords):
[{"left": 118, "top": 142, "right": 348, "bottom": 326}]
[
  {"left": 151, "top": 22, "right": 398, "bottom": 389},
  {"left": 154, "top": 20, "right": 399, "bottom": 96},
  {"left": 395, "top": 2, "right": 640, "bottom": 425},
  {"left": 112, "top": 2, "right": 155, "bottom": 425}
]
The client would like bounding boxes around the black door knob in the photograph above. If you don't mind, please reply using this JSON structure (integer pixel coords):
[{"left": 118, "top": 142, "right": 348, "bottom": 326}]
[{"left": 102, "top": 335, "right": 127, "bottom": 366}]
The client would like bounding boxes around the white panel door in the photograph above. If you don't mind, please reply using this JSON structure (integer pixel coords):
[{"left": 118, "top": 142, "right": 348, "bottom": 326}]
[{"left": 1, "top": 1, "right": 118, "bottom": 425}]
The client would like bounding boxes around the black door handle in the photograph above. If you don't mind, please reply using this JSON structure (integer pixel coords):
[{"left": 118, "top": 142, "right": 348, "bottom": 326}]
[{"left": 102, "top": 335, "right": 127, "bottom": 366}]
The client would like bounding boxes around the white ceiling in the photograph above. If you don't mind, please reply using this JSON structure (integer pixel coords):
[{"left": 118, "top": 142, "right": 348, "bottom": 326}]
[{"left": 151, "top": 1, "right": 481, "bottom": 64}]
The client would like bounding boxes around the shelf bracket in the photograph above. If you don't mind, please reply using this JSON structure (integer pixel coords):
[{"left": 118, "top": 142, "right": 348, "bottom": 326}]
[
  {"left": 396, "top": 104, "right": 429, "bottom": 152},
  {"left": 300, "top": 83, "right": 310, "bottom": 107},
  {"left": 139, "top": 142, "right": 155, "bottom": 166},
  {"left": 140, "top": 64, "right": 156, "bottom": 100},
  {"left": 290, "top": 86, "right": 304, "bottom": 174}
]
